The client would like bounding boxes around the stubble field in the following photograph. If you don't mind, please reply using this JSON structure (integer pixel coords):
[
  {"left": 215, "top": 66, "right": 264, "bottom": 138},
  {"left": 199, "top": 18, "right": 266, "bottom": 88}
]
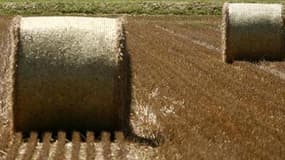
[{"left": 1, "top": 15, "right": 285, "bottom": 159}]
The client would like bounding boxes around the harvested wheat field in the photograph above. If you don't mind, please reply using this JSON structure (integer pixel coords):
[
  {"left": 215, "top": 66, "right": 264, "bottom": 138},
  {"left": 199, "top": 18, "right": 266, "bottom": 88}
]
[{"left": 1, "top": 15, "right": 285, "bottom": 159}]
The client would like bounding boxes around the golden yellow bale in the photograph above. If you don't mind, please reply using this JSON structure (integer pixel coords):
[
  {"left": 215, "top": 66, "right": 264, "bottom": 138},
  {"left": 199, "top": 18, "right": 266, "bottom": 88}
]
[{"left": 1, "top": 16, "right": 127, "bottom": 133}]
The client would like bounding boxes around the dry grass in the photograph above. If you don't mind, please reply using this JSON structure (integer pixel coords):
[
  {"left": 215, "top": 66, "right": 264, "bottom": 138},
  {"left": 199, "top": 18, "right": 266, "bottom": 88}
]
[
  {"left": 5, "top": 133, "right": 22, "bottom": 160},
  {"left": 71, "top": 131, "right": 80, "bottom": 160},
  {"left": 37, "top": 132, "right": 52, "bottom": 160},
  {"left": 52, "top": 131, "right": 66, "bottom": 160},
  {"left": 86, "top": 132, "right": 95, "bottom": 160},
  {"left": 22, "top": 132, "right": 38, "bottom": 160}
]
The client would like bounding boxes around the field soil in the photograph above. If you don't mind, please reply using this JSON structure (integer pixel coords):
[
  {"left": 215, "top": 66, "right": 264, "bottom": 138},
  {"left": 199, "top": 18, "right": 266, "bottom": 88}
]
[{"left": 1, "top": 15, "right": 285, "bottom": 159}]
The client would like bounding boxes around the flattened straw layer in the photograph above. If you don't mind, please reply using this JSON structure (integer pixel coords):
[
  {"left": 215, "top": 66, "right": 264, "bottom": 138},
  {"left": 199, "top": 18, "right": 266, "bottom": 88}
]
[
  {"left": 222, "top": 3, "right": 285, "bottom": 63},
  {"left": 12, "top": 17, "right": 126, "bottom": 132}
]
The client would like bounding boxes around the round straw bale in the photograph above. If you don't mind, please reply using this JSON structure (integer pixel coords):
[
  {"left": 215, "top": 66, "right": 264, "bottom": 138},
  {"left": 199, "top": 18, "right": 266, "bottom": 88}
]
[
  {"left": 9, "top": 16, "right": 126, "bottom": 132},
  {"left": 222, "top": 3, "right": 285, "bottom": 63}
]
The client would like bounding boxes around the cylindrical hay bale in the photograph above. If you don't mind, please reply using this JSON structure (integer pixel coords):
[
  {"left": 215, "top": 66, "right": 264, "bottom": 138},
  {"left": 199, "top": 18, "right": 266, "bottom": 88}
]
[
  {"left": 222, "top": 3, "right": 285, "bottom": 63},
  {"left": 10, "top": 16, "right": 126, "bottom": 132}
]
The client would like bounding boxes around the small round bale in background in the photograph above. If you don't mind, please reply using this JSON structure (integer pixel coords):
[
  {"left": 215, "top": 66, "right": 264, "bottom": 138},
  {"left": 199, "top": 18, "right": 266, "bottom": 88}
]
[
  {"left": 222, "top": 3, "right": 285, "bottom": 63},
  {"left": 0, "top": 16, "right": 20, "bottom": 138},
  {"left": 11, "top": 16, "right": 127, "bottom": 133}
]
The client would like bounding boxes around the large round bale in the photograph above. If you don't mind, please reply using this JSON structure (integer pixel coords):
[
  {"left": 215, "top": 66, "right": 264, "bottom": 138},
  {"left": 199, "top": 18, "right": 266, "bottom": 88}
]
[
  {"left": 7, "top": 16, "right": 127, "bottom": 133},
  {"left": 222, "top": 3, "right": 285, "bottom": 63}
]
